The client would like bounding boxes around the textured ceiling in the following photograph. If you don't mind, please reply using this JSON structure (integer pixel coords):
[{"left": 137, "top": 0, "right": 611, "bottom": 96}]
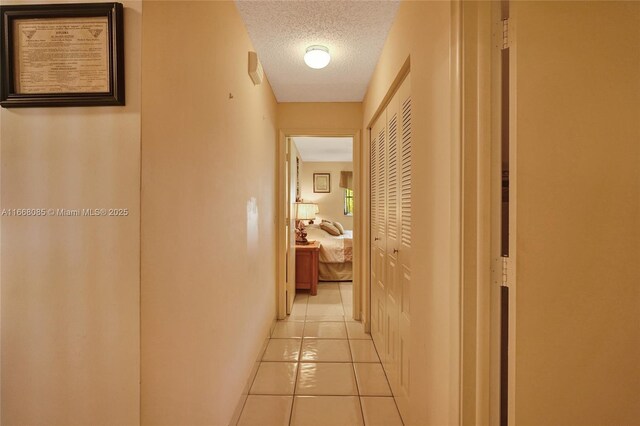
[
  {"left": 235, "top": 0, "right": 399, "bottom": 102},
  {"left": 293, "top": 137, "right": 353, "bottom": 162}
]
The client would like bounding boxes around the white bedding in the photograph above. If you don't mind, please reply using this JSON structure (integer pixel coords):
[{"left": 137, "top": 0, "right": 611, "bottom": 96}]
[
  {"left": 318, "top": 262, "right": 353, "bottom": 281},
  {"left": 305, "top": 224, "right": 353, "bottom": 264}
]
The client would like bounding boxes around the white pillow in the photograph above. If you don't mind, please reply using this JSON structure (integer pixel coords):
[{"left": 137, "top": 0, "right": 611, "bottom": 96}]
[
  {"left": 320, "top": 222, "right": 341, "bottom": 236},
  {"left": 332, "top": 221, "right": 345, "bottom": 234}
]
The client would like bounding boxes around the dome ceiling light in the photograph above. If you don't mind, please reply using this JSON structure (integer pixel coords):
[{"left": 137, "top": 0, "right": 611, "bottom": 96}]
[{"left": 304, "top": 45, "right": 331, "bottom": 69}]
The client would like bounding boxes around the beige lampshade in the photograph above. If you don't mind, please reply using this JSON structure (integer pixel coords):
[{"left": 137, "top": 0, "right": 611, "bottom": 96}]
[{"left": 295, "top": 202, "right": 318, "bottom": 220}]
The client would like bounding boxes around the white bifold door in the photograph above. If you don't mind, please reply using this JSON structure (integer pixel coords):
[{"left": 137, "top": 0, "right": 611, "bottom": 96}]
[{"left": 370, "top": 74, "right": 411, "bottom": 418}]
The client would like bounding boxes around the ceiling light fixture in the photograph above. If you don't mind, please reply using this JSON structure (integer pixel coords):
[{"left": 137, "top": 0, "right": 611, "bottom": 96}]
[{"left": 304, "top": 45, "right": 331, "bottom": 69}]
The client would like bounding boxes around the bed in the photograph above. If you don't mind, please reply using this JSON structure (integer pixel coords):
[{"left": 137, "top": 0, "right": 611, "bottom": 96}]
[{"left": 304, "top": 224, "right": 353, "bottom": 281}]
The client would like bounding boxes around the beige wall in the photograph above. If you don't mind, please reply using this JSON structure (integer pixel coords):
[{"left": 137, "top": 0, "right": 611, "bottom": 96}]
[
  {"left": 278, "top": 102, "right": 362, "bottom": 132},
  {"left": 0, "top": 1, "right": 142, "bottom": 424},
  {"left": 362, "top": 1, "right": 458, "bottom": 424},
  {"left": 140, "top": 2, "right": 278, "bottom": 425},
  {"left": 511, "top": 2, "right": 640, "bottom": 424},
  {"left": 300, "top": 161, "right": 354, "bottom": 229}
]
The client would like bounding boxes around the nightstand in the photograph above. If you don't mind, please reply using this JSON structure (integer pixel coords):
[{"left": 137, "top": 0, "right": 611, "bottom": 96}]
[{"left": 295, "top": 241, "right": 321, "bottom": 296}]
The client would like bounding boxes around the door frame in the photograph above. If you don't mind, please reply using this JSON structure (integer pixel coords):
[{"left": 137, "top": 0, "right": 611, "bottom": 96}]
[
  {"left": 458, "top": 1, "right": 493, "bottom": 423},
  {"left": 363, "top": 58, "right": 411, "bottom": 338},
  {"left": 276, "top": 129, "right": 363, "bottom": 321},
  {"left": 458, "top": 1, "right": 516, "bottom": 424}
]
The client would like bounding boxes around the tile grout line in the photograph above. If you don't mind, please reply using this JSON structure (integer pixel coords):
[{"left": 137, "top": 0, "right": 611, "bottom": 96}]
[
  {"left": 287, "top": 293, "right": 309, "bottom": 426},
  {"left": 239, "top": 297, "right": 303, "bottom": 425},
  {"left": 237, "top": 335, "right": 273, "bottom": 425},
  {"left": 341, "top": 281, "right": 399, "bottom": 424},
  {"left": 292, "top": 393, "right": 375, "bottom": 397},
  {"left": 287, "top": 357, "right": 300, "bottom": 426},
  {"left": 368, "top": 333, "right": 405, "bottom": 425},
  {"left": 234, "top": 385, "right": 251, "bottom": 425},
  {"left": 339, "top": 282, "right": 367, "bottom": 425},
  {"left": 284, "top": 283, "right": 373, "bottom": 425}
]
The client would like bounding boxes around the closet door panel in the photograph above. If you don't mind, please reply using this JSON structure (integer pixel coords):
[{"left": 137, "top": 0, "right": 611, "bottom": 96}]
[
  {"left": 376, "top": 123, "right": 387, "bottom": 253},
  {"left": 385, "top": 294, "right": 399, "bottom": 388},
  {"left": 396, "top": 78, "right": 412, "bottom": 417},
  {"left": 386, "top": 103, "right": 400, "bottom": 259},
  {"left": 384, "top": 89, "right": 402, "bottom": 393},
  {"left": 370, "top": 129, "right": 380, "bottom": 343},
  {"left": 370, "top": 115, "right": 386, "bottom": 353}
]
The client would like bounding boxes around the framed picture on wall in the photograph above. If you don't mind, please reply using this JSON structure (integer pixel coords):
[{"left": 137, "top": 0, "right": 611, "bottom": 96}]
[
  {"left": 313, "top": 173, "right": 330, "bottom": 193},
  {"left": 0, "top": 2, "right": 125, "bottom": 108}
]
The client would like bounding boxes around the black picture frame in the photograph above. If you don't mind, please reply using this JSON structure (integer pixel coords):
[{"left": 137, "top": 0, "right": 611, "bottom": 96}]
[{"left": 0, "top": 2, "right": 124, "bottom": 108}]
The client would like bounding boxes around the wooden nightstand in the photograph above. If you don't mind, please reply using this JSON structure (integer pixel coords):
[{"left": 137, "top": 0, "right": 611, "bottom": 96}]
[{"left": 295, "top": 241, "right": 321, "bottom": 296}]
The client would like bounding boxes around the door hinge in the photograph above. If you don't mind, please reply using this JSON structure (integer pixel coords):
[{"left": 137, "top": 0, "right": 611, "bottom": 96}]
[
  {"left": 501, "top": 256, "right": 509, "bottom": 287},
  {"left": 501, "top": 18, "right": 510, "bottom": 50}
]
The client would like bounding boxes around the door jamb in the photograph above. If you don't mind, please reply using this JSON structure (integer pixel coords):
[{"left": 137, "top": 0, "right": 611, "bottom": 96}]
[{"left": 458, "top": 1, "right": 515, "bottom": 424}]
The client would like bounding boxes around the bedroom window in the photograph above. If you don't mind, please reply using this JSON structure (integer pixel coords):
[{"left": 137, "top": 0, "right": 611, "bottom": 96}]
[{"left": 344, "top": 188, "right": 354, "bottom": 216}]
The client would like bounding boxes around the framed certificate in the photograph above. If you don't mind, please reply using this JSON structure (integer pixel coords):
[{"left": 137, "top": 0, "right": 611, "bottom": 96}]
[{"left": 0, "top": 2, "right": 124, "bottom": 107}]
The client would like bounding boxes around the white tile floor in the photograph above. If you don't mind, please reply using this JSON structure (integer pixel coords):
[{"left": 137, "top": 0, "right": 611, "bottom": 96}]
[{"left": 237, "top": 282, "right": 404, "bottom": 426}]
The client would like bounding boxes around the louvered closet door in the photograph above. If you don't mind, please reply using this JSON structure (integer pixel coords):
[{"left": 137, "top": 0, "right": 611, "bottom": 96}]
[
  {"left": 384, "top": 88, "right": 401, "bottom": 390},
  {"left": 370, "top": 75, "right": 411, "bottom": 423},
  {"left": 395, "top": 77, "right": 412, "bottom": 417},
  {"left": 370, "top": 114, "right": 387, "bottom": 353}
]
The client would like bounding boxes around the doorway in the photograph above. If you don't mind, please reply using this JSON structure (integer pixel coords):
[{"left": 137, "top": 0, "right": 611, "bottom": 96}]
[{"left": 276, "top": 131, "right": 363, "bottom": 322}]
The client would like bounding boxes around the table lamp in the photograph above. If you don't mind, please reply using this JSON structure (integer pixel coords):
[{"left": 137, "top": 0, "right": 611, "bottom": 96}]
[{"left": 295, "top": 202, "right": 319, "bottom": 244}]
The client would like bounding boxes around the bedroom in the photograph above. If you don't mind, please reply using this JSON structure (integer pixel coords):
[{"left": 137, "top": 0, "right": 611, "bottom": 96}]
[{"left": 289, "top": 136, "right": 357, "bottom": 319}]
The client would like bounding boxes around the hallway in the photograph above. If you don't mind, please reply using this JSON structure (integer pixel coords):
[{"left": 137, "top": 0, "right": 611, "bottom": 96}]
[
  {"left": 237, "top": 283, "right": 403, "bottom": 426},
  {"left": 1, "top": 1, "right": 638, "bottom": 424}
]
